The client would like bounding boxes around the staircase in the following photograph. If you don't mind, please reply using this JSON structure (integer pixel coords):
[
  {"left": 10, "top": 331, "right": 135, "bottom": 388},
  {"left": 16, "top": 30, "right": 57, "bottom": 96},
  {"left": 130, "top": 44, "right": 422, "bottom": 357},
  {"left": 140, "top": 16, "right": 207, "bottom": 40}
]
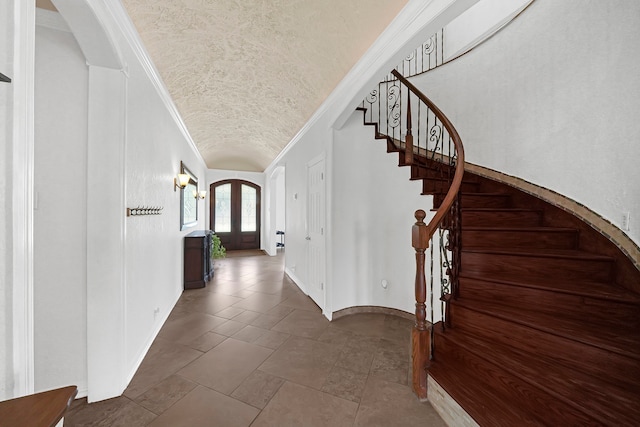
[
  {"left": 359, "top": 74, "right": 640, "bottom": 425},
  {"left": 430, "top": 172, "right": 640, "bottom": 426}
]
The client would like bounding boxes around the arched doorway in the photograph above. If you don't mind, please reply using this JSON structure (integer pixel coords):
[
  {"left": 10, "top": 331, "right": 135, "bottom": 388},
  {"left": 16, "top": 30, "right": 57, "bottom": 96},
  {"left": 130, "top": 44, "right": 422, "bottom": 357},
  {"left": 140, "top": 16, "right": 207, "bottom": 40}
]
[{"left": 210, "top": 180, "right": 261, "bottom": 250}]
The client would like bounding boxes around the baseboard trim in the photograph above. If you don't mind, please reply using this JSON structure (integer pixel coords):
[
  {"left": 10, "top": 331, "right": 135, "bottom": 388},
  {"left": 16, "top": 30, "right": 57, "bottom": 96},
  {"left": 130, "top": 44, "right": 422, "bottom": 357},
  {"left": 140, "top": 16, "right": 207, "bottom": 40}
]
[
  {"left": 331, "top": 306, "right": 413, "bottom": 320},
  {"left": 428, "top": 375, "right": 479, "bottom": 427}
]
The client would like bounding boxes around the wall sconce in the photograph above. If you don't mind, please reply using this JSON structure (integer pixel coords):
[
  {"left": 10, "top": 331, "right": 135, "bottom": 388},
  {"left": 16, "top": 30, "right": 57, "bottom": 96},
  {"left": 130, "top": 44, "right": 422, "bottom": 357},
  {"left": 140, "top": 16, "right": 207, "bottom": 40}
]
[
  {"left": 198, "top": 190, "right": 206, "bottom": 200},
  {"left": 174, "top": 173, "right": 190, "bottom": 191}
]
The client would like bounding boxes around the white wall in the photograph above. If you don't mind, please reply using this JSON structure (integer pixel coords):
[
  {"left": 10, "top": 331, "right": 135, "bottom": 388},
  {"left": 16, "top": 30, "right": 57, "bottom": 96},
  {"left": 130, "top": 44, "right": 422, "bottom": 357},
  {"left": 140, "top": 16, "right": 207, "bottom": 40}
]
[
  {"left": 331, "top": 111, "right": 433, "bottom": 314},
  {"left": 0, "top": 0, "right": 14, "bottom": 401},
  {"left": 265, "top": 0, "right": 481, "bottom": 318},
  {"left": 118, "top": 37, "right": 208, "bottom": 389},
  {"left": 412, "top": 0, "right": 640, "bottom": 246},
  {"left": 33, "top": 17, "right": 88, "bottom": 395},
  {"left": 25, "top": 1, "right": 208, "bottom": 401},
  {"left": 444, "top": 0, "right": 532, "bottom": 61}
]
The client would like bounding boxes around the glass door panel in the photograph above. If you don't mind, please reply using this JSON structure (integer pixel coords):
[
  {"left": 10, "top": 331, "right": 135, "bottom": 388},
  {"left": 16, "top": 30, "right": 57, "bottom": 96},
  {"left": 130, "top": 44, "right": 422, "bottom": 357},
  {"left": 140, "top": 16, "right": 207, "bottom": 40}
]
[
  {"left": 241, "top": 184, "right": 256, "bottom": 232},
  {"left": 214, "top": 183, "right": 231, "bottom": 233}
]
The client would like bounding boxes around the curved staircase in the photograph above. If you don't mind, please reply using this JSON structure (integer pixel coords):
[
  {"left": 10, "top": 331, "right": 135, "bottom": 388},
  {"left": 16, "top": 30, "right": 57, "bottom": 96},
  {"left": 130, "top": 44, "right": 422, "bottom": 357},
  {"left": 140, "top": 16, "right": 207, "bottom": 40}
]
[
  {"left": 427, "top": 172, "right": 640, "bottom": 426},
  {"left": 359, "top": 75, "right": 640, "bottom": 425}
]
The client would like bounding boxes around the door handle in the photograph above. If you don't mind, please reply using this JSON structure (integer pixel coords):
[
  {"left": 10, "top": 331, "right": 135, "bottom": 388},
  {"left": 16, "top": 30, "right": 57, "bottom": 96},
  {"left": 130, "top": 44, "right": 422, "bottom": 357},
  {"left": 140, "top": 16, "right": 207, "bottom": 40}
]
[{"left": 305, "top": 236, "right": 311, "bottom": 241}]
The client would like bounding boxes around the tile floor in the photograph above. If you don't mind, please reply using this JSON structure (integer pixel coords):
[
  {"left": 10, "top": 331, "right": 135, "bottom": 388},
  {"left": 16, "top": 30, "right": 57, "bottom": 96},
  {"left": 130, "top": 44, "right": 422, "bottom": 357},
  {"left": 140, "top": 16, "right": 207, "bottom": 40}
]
[{"left": 64, "top": 250, "right": 446, "bottom": 426}]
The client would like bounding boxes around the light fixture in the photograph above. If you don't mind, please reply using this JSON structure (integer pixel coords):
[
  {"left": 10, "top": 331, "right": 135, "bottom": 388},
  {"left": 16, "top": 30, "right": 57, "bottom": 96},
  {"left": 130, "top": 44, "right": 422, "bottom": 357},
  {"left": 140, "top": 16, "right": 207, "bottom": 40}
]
[
  {"left": 198, "top": 190, "right": 207, "bottom": 200},
  {"left": 174, "top": 173, "right": 189, "bottom": 191}
]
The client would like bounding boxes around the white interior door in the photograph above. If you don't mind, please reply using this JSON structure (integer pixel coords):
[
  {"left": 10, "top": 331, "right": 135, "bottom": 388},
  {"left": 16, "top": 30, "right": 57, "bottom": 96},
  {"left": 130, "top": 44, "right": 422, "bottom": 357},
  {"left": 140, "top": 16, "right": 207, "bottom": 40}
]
[{"left": 306, "top": 157, "right": 325, "bottom": 308}]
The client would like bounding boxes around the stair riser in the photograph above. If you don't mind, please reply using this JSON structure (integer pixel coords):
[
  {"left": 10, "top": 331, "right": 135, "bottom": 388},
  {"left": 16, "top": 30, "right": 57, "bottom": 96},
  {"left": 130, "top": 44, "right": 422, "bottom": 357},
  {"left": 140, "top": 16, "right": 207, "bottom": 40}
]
[
  {"left": 458, "top": 278, "right": 640, "bottom": 327},
  {"left": 462, "top": 210, "right": 541, "bottom": 227},
  {"left": 461, "top": 251, "right": 613, "bottom": 282},
  {"left": 423, "top": 181, "right": 478, "bottom": 196},
  {"left": 461, "top": 195, "right": 510, "bottom": 209},
  {"left": 409, "top": 165, "right": 453, "bottom": 180},
  {"left": 432, "top": 333, "right": 597, "bottom": 426},
  {"left": 448, "top": 304, "right": 638, "bottom": 389},
  {"left": 462, "top": 229, "right": 578, "bottom": 249}
]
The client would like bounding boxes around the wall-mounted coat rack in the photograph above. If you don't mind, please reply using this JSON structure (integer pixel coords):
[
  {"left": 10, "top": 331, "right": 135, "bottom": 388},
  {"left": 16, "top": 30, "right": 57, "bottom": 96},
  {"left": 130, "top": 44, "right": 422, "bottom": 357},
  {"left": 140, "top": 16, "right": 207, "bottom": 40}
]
[
  {"left": 0, "top": 72, "right": 11, "bottom": 83},
  {"left": 126, "top": 206, "right": 163, "bottom": 216}
]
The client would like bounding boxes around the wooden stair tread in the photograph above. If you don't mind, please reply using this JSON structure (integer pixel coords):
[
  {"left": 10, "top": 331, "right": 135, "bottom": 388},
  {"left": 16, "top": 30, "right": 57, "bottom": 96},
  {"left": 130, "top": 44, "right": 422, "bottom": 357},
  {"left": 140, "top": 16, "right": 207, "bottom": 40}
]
[
  {"left": 458, "top": 272, "right": 640, "bottom": 304},
  {"left": 462, "top": 247, "right": 613, "bottom": 261},
  {"left": 434, "top": 326, "right": 640, "bottom": 425},
  {"left": 428, "top": 358, "right": 541, "bottom": 427},
  {"left": 462, "top": 207, "right": 538, "bottom": 212},
  {"left": 463, "top": 226, "right": 577, "bottom": 232},
  {"left": 452, "top": 298, "right": 640, "bottom": 359}
]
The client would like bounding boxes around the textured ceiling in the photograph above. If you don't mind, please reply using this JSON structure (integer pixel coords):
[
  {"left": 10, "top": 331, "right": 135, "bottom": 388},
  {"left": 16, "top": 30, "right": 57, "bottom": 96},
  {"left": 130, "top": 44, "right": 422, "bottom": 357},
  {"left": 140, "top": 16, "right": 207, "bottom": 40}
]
[{"left": 121, "top": 0, "right": 408, "bottom": 171}]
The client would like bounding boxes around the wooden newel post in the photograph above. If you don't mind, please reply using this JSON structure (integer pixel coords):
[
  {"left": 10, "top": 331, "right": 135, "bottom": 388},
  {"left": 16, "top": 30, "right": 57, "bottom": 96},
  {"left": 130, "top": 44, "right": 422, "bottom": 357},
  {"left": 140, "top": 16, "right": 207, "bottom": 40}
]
[{"left": 411, "top": 209, "right": 430, "bottom": 399}]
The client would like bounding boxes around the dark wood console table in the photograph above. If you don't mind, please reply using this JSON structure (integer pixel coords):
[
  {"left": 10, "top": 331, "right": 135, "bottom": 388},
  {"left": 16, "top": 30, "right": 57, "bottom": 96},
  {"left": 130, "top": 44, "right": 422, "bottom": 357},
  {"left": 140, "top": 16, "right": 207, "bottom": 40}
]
[{"left": 184, "top": 230, "right": 213, "bottom": 289}]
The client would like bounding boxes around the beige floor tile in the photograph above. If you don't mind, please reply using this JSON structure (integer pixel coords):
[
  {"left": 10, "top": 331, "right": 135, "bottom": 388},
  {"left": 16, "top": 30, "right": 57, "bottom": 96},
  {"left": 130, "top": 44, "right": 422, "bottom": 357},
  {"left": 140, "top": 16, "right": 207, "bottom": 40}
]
[
  {"left": 370, "top": 339, "right": 411, "bottom": 385},
  {"left": 249, "top": 313, "right": 283, "bottom": 329},
  {"left": 252, "top": 381, "right": 357, "bottom": 427},
  {"left": 232, "top": 293, "right": 284, "bottom": 312},
  {"left": 177, "top": 338, "right": 273, "bottom": 394},
  {"left": 214, "top": 306, "right": 245, "bottom": 319},
  {"left": 133, "top": 375, "right": 198, "bottom": 415},
  {"left": 259, "top": 336, "right": 341, "bottom": 389},
  {"left": 156, "top": 312, "right": 227, "bottom": 345},
  {"left": 232, "top": 325, "right": 269, "bottom": 343},
  {"left": 265, "top": 303, "right": 296, "bottom": 319},
  {"left": 317, "top": 326, "right": 357, "bottom": 346},
  {"left": 354, "top": 376, "right": 446, "bottom": 427},
  {"left": 66, "top": 252, "right": 445, "bottom": 427},
  {"left": 185, "top": 331, "right": 227, "bottom": 352},
  {"left": 123, "top": 339, "right": 203, "bottom": 399},
  {"left": 230, "top": 370, "right": 285, "bottom": 409},
  {"left": 211, "top": 319, "right": 247, "bottom": 337},
  {"left": 321, "top": 365, "right": 368, "bottom": 403},
  {"left": 330, "top": 313, "right": 388, "bottom": 338},
  {"left": 173, "top": 292, "right": 244, "bottom": 316},
  {"left": 231, "top": 309, "right": 262, "bottom": 324},
  {"left": 253, "top": 329, "right": 290, "bottom": 350},
  {"left": 271, "top": 309, "right": 329, "bottom": 339},
  {"left": 335, "top": 345, "right": 375, "bottom": 374},
  {"left": 64, "top": 396, "right": 156, "bottom": 427},
  {"left": 147, "top": 386, "right": 259, "bottom": 427},
  {"left": 279, "top": 293, "right": 322, "bottom": 312}
]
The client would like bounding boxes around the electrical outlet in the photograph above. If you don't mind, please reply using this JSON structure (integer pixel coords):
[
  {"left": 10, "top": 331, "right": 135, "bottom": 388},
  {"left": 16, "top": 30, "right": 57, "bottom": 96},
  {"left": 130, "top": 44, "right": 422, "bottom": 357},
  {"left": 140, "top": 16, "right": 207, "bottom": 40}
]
[{"left": 622, "top": 212, "right": 630, "bottom": 231}]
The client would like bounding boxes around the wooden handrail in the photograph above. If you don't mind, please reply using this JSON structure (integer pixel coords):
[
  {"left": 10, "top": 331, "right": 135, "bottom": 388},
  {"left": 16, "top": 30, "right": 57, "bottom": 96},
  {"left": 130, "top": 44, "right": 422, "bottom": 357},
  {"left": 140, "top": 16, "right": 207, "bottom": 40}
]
[
  {"left": 391, "top": 69, "right": 465, "bottom": 239},
  {"left": 0, "top": 386, "right": 77, "bottom": 427},
  {"left": 390, "top": 69, "right": 465, "bottom": 399}
]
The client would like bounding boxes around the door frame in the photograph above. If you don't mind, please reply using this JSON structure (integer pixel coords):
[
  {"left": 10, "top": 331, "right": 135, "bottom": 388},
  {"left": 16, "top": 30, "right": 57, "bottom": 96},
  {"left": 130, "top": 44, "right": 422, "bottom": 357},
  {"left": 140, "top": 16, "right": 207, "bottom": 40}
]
[
  {"left": 210, "top": 179, "right": 261, "bottom": 250},
  {"left": 305, "top": 155, "right": 326, "bottom": 310}
]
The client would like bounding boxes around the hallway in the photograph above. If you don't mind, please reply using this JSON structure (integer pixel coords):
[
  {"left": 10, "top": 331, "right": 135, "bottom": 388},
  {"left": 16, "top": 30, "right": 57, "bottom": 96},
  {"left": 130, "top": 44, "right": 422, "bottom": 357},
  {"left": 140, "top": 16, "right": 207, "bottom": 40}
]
[{"left": 64, "top": 251, "right": 446, "bottom": 426}]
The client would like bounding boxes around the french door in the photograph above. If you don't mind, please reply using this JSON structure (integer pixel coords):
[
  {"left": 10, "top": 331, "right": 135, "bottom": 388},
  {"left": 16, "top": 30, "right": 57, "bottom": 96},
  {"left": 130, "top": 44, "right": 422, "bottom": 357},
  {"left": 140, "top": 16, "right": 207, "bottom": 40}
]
[{"left": 210, "top": 180, "right": 261, "bottom": 251}]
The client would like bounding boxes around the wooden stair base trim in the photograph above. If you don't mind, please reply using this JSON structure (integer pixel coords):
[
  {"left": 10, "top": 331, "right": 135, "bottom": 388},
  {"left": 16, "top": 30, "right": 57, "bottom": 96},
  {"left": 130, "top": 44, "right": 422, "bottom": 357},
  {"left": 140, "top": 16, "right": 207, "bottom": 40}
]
[
  {"left": 0, "top": 386, "right": 77, "bottom": 427},
  {"left": 411, "top": 326, "right": 430, "bottom": 399},
  {"left": 464, "top": 161, "right": 640, "bottom": 274},
  {"left": 427, "top": 375, "right": 480, "bottom": 427}
]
